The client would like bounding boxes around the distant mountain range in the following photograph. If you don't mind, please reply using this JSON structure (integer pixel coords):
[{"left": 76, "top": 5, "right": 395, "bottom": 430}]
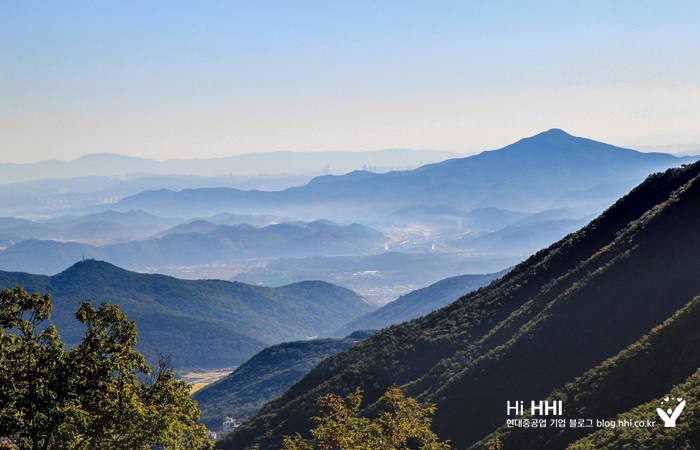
[
  {"left": 109, "top": 129, "right": 697, "bottom": 221},
  {"left": 0, "top": 210, "right": 181, "bottom": 246},
  {"left": 0, "top": 260, "right": 374, "bottom": 368},
  {"left": 0, "top": 220, "right": 385, "bottom": 275},
  {"left": 0, "top": 172, "right": 317, "bottom": 218},
  {"left": 1, "top": 129, "right": 695, "bottom": 293},
  {"left": 218, "top": 160, "right": 700, "bottom": 449},
  {"left": 0, "top": 149, "right": 458, "bottom": 183}
]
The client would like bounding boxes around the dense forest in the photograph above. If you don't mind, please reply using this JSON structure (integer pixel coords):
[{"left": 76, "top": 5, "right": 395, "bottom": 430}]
[
  {"left": 194, "top": 332, "right": 374, "bottom": 429},
  {"left": 0, "top": 262, "right": 373, "bottom": 368}
]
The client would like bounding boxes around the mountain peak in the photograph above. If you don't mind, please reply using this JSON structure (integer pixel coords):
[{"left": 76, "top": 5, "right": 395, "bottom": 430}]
[
  {"left": 56, "top": 259, "right": 131, "bottom": 279},
  {"left": 524, "top": 128, "right": 577, "bottom": 145},
  {"left": 498, "top": 128, "right": 635, "bottom": 159},
  {"left": 543, "top": 128, "right": 571, "bottom": 136}
]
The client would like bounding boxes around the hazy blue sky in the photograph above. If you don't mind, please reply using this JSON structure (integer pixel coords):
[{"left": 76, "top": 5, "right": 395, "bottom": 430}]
[{"left": 2, "top": 1, "right": 699, "bottom": 163}]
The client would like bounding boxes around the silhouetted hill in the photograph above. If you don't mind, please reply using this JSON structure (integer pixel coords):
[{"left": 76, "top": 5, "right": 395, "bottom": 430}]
[
  {"left": 0, "top": 260, "right": 374, "bottom": 368},
  {"left": 334, "top": 271, "right": 505, "bottom": 336},
  {"left": 217, "top": 161, "right": 700, "bottom": 449},
  {"left": 193, "top": 332, "right": 375, "bottom": 429},
  {"left": 113, "top": 130, "right": 695, "bottom": 220}
]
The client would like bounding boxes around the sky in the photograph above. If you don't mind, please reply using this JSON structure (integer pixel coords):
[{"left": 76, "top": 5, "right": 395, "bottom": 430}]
[{"left": 1, "top": 1, "right": 700, "bottom": 163}]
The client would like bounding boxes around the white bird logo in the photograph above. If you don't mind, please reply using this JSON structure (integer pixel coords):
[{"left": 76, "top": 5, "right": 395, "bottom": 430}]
[{"left": 656, "top": 397, "right": 686, "bottom": 427}]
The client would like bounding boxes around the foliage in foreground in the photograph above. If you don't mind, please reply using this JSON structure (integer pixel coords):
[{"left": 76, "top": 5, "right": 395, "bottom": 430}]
[
  {"left": 282, "top": 386, "right": 450, "bottom": 450},
  {"left": 0, "top": 285, "right": 213, "bottom": 450}
]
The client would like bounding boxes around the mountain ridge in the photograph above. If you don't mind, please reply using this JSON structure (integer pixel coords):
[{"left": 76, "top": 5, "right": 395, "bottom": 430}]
[
  {"left": 0, "top": 149, "right": 458, "bottom": 184},
  {"left": 0, "top": 260, "right": 375, "bottom": 368},
  {"left": 112, "top": 130, "right": 697, "bottom": 220},
  {"left": 0, "top": 220, "right": 386, "bottom": 275},
  {"left": 218, "top": 161, "right": 700, "bottom": 449}
]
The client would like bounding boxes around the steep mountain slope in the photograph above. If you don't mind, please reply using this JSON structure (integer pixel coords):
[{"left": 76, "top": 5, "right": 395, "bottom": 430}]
[
  {"left": 334, "top": 271, "right": 505, "bottom": 336},
  {"left": 568, "top": 368, "right": 700, "bottom": 449},
  {"left": 193, "top": 331, "right": 374, "bottom": 430},
  {"left": 476, "top": 295, "right": 700, "bottom": 449},
  {"left": 218, "top": 161, "right": 700, "bottom": 449},
  {"left": 0, "top": 260, "right": 374, "bottom": 368},
  {"left": 113, "top": 130, "right": 694, "bottom": 220}
]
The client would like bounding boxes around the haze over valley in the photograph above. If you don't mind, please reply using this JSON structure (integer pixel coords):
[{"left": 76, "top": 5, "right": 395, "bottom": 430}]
[
  {"left": 2, "top": 129, "right": 700, "bottom": 446},
  {"left": 0, "top": 130, "right": 695, "bottom": 304},
  {"left": 218, "top": 149, "right": 700, "bottom": 450},
  {"left": 4, "top": 3, "right": 700, "bottom": 447}
]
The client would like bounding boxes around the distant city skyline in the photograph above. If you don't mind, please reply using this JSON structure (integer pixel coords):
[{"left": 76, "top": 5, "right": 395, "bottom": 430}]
[{"left": 2, "top": 1, "right": 699, "bottom": 164}]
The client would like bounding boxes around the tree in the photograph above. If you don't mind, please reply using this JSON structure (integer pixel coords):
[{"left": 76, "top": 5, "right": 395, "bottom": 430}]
[
  {"left": 486, "top": 435, "right": 503, "bottom": 450},
  {"left": 0, "top": 286, "right": 213, "bottom": 450},
  {"left": 282, "top": 386, "right": 450, "bottom": 450}
]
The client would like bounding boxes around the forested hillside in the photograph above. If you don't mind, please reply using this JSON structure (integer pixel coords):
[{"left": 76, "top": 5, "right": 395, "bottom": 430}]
[
  {"left": 476, "top": 294, "right": 700, "bottom": 449},
  {"left": 218, "top": 161, "right": 700, "bottom": 449},
  {"left": 0, "top": 261, "right": 374, "bottom": 368},
  {"left": 194, "top": 331, "right": 374, "bottom": 429}
]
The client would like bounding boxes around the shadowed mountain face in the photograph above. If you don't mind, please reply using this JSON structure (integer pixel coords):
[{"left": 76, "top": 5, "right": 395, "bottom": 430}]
[
  {"left": 193, "top": 332, "right": 375, "bottom": 430},
  {"left": 0, "top": 260, "right": 375, "bottom": 368},
  {"left": 112, "top": 129, "right": 694, "bottom": 220},
  {"left": 482, "top": 294, "right": 700, "bottom": 449},
  {"left": 217, "top": 161, "right": 700, "bottom": 449}
]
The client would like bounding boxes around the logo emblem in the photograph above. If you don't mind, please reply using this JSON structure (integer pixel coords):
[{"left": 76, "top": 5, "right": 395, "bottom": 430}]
[{"left": 656, "top": 397, "right": 686, "bottom": 427}]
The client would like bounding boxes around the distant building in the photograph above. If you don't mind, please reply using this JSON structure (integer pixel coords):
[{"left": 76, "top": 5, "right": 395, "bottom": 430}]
[{"left": 222, "top": 417, "right": 240, "bottom": 432}]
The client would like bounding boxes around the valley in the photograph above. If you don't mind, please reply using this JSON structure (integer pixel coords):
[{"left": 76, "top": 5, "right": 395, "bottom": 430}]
[
  {"left": 1, "top": 130, "right": 699, "bottom": 448},
  {"left": 217, "top": 152, "right": 700, "bottom": 450},
  {"left": 183, "top": 369, "right": 236, "bottom": 394},
  {"left": 147, "top": 224, "right": 515, "bottom": 304},
  {"left": 5, "top": 4, "right": 700, "bottom": 448},
  {"left": 2, "top": 131, "right": 680, "bottom": 303}
]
